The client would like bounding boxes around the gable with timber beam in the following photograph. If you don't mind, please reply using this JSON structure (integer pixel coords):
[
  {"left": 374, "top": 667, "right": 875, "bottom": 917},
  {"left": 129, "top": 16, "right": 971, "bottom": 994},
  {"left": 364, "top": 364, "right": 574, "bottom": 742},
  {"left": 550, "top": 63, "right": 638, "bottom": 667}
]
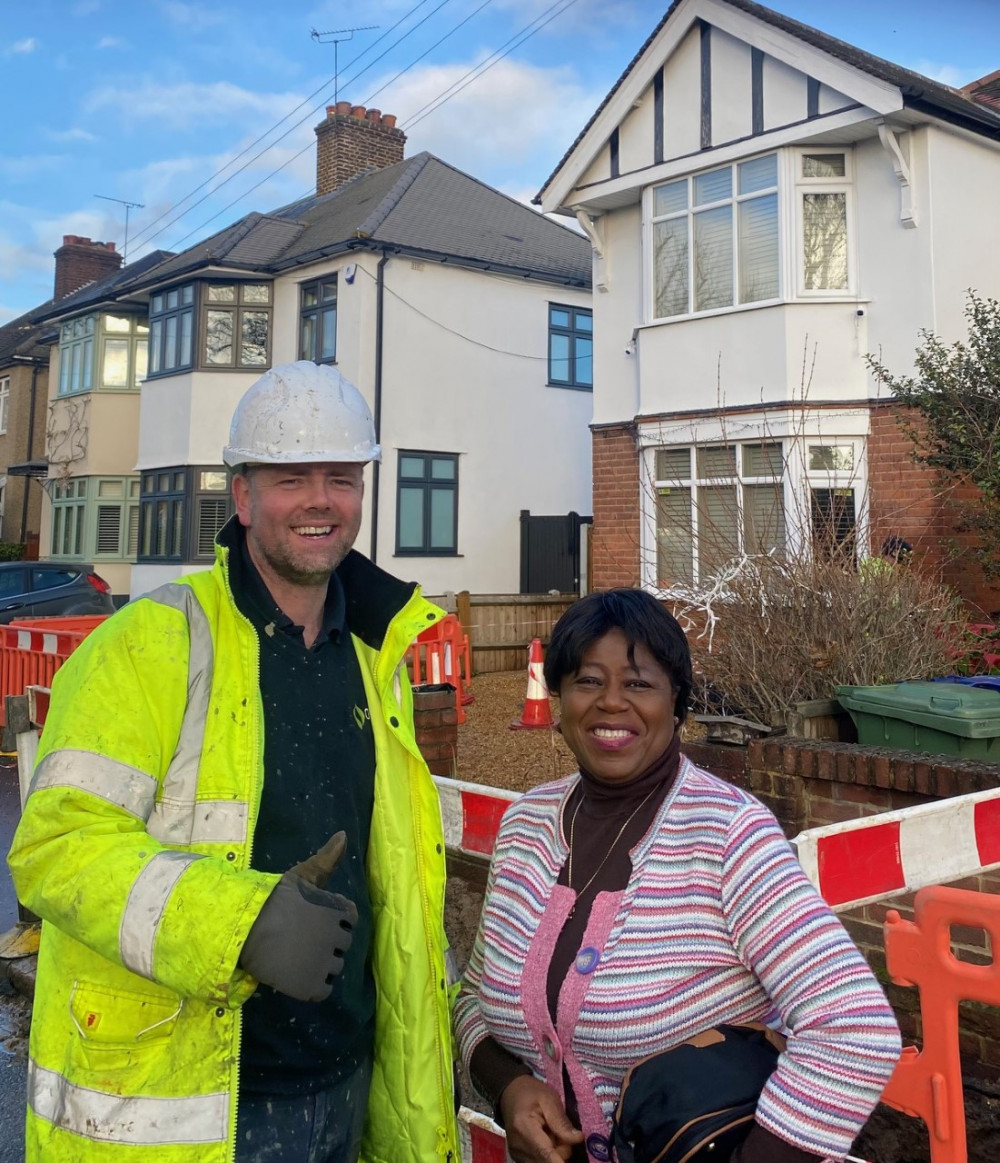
[{"left": 539, "top": 0, "right": 909, "bottom": 216}]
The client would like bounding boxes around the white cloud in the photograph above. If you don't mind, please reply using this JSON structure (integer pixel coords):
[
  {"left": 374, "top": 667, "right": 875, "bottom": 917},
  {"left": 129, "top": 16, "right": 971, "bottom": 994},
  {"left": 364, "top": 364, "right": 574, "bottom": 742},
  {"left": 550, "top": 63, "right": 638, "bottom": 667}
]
[
  {"left": 374, "top": 57, "right": 599, "bottom": 193},
  {"left": 84, "top": 79, "right": 303, "bottom": 131},
  {"left": 10, "top": 37, "right": 39, "bottom": 55},
  {"left": 907, "top": 58, "right": 994, "bottom": 88},
  {"left": 157, "top": 2, "right": 225, "bottom": 30},
  {"left": 97, "top": 36, "right": 126, "bottom": 50},
  {"left": 0, "top": 155, "right": 64, "bottom": 183},
  {"left": 44, "top": 127, "right": 98, "bottom": 144}
]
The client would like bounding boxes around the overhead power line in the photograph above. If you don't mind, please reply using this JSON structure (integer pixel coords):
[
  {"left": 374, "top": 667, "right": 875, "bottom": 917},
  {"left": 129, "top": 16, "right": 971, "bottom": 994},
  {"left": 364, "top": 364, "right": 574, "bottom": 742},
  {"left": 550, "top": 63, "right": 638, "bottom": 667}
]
[
  {"left": 128, "top": 0, "right": 441, "bottom": 253},
  {"left": 162, "top": 0, "right": 579, "bottom": 253}
]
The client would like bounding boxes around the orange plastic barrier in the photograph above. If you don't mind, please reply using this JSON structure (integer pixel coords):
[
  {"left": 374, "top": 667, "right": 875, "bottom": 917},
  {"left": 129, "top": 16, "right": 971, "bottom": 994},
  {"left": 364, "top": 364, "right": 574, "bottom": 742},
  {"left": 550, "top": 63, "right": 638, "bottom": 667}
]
[
  {"left": 409, "top": 614, "right": 474, "bottom": 724},
  {"left": 0, "top": 616, "right": 108, "bottom": 727},
  {"left": 882, "top": 886, "right": 1000, "bottom": 1163}
]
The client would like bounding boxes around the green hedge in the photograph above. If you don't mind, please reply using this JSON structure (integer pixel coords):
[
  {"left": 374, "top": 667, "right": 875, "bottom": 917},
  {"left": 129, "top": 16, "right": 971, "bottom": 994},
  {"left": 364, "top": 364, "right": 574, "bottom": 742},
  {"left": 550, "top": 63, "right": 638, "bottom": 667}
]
[{"left": 0, "top": 543, "right": 26, "bottom": 562}]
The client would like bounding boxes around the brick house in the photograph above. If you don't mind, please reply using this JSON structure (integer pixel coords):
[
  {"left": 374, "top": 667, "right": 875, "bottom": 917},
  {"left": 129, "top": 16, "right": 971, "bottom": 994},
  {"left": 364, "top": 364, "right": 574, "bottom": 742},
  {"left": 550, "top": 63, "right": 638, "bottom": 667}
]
[
  {"left": 33, "top": 104, "right": 594, "bottom": 599},
  {"left": 536, "top": 0, "right": 1000, "bottom": 613}
]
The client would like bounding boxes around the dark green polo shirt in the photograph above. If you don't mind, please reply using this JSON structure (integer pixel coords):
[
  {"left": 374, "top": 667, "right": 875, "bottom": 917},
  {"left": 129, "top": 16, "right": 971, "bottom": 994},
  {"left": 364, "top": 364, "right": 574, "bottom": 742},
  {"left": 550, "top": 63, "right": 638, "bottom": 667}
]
[{"left": 229, "top": 532, "right": 377, "bottom": 1096}]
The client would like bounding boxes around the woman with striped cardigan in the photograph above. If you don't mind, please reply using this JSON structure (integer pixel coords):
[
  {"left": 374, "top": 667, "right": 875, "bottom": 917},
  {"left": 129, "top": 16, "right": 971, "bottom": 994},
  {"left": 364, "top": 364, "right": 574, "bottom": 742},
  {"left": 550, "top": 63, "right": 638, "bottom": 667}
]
[{"left": 454, "top": 589, "right": 900, "bottom": 1163}]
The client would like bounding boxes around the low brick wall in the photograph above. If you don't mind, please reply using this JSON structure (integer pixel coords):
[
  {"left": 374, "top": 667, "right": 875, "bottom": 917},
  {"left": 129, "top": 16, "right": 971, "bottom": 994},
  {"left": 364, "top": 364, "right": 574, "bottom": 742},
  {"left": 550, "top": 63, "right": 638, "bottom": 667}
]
[
  {"left": 413, "top": 685, "right": 458, "bottom": 777},
  {"left": 744, "top": 737, "right": 1000, "bottom": 1080}
]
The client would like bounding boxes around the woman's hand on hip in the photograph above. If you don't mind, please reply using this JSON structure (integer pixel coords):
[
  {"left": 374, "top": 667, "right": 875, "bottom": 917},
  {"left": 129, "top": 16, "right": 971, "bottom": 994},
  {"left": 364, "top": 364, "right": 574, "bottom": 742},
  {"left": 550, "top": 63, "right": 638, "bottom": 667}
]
[{"left": 498, "top": 1075, "right": 585, "bottom": 1162}]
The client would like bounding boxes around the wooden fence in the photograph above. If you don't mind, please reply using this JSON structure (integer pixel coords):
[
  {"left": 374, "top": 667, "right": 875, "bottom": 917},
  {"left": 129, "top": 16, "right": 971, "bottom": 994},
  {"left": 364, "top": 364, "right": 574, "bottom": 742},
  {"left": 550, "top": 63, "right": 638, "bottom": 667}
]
[{"left": 425, "top": 592, "right": 577, "bottom": 674}]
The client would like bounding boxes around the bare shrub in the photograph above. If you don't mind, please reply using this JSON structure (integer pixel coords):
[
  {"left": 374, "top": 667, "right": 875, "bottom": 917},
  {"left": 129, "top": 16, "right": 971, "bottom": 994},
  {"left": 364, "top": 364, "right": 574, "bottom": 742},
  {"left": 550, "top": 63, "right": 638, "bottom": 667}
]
[{"left": 680, "top": 551, "right": 966, "bottom": 727}]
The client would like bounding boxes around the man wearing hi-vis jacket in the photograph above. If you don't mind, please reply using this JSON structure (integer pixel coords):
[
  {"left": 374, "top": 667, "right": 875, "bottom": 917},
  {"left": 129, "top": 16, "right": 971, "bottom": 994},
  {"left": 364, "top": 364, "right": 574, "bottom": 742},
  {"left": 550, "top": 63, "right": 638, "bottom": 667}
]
[{"left": 8, "top": 362, "right": 460, "bottom": 1163}]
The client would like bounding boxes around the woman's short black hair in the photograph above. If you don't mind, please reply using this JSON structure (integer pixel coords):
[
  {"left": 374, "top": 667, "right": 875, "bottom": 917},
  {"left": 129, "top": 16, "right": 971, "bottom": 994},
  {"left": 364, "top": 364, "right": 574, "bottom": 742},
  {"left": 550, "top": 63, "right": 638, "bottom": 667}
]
[{"left": 543, "top": 589, "right": 692, "bottom": 723}]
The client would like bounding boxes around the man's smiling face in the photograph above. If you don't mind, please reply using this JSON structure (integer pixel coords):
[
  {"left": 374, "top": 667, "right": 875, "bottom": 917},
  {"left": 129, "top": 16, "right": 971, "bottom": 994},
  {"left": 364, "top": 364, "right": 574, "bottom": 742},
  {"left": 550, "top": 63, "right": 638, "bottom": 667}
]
[{"left": 233, "top": 462, "right": 364, "bottom": 588}]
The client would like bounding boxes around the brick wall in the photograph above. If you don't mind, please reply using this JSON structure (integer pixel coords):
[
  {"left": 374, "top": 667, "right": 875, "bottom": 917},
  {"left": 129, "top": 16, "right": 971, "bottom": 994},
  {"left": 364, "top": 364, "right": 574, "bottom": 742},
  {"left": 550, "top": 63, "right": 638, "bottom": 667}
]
[
  {"left": 741, "top": 736, "right": 1000, "bottom": 1078},
  {"left": 314, "top": 103, "right": 406, "bottom": 196},
  {"left": 413, "top": 684, "right": 458, "bottom": 777},
  {"left": 591, "top": 424, "right": 641, "bottom": 590},
  {"left": 868, "top": 400, "right": 1000, "bottom": 615},
  {"left": 53, "top": 235, "right": 121, "bottom": 300},
  {"left": 0, "top": 363, "right": 47, "bottom": 545}
]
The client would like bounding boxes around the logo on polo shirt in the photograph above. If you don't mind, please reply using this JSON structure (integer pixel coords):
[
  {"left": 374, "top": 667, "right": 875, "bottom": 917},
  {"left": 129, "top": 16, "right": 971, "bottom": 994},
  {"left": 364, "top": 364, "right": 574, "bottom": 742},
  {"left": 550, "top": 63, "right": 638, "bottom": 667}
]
[{"left": 353, "top": 704, "right": 371, "bottom": 729}]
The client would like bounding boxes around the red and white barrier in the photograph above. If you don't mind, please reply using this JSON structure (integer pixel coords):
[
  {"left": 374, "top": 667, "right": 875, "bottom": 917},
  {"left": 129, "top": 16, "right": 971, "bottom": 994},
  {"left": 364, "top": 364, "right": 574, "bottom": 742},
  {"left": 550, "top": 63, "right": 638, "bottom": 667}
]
[
  {"left": 791, "top": 787, "right": 1000, "bottom": 910},
  {"left": 435, "top": 775, "right": 517, "bottom": 859}
]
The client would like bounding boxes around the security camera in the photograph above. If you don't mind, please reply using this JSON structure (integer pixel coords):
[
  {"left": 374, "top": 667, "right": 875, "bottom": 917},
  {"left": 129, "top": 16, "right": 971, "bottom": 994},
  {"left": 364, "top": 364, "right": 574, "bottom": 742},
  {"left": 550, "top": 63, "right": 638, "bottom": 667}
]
[{"left": 856, "top": 308, "right": 865, "bottom": 317}]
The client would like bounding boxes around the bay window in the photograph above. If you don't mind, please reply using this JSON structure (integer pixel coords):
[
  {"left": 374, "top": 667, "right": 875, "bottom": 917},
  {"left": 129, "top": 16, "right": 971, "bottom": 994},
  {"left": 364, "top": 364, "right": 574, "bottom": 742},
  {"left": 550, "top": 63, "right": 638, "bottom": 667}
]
[{"left": 652, "top": 155, "right": 779, "bottom": 319}]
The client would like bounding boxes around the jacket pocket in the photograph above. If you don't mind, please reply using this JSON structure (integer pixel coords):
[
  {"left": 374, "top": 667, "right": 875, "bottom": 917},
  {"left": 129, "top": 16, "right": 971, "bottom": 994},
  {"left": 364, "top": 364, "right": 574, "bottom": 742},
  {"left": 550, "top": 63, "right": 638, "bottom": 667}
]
[{"left": 69, "top": 981, "right": 181, "bottom": 1075}]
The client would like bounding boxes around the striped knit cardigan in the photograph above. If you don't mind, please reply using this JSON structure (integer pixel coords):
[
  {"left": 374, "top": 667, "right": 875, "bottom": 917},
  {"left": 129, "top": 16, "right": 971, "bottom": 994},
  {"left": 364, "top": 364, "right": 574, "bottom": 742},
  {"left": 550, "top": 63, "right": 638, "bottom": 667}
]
[{"left": 453, "top": 758, "right": 901, "bottom": 1161}]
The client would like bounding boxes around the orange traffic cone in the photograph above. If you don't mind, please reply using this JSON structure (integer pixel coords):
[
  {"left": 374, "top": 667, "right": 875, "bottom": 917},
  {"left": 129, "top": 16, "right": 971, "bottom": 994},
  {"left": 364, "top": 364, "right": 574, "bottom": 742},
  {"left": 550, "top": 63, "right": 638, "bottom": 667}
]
[{"left": 510, "top": 638, "right": 556, "bottom": 730}]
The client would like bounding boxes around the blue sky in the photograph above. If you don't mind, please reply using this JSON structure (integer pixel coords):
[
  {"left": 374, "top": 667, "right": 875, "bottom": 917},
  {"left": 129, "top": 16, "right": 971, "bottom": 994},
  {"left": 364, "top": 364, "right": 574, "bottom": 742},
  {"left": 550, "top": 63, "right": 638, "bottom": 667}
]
[{"left": 2, "top": 0, "right": 998, "bottom": 323}]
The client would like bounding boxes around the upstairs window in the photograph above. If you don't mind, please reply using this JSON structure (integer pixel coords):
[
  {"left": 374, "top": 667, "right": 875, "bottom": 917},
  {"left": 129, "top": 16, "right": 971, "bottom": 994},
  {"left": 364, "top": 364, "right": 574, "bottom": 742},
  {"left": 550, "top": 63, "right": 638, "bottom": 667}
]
[
  {"left": 98, "top": 315, "right": 148, "bottom": 389},
  {"left": 0, "top": 377, "right": 8, "bottom": 434},
  {"left": 548, "top": 304, "right": 593, "bottom": 390},
  {"left": 396, "top": 452, "right": 458, "bottom": 556},
  {"left": 148, "top": 285, "right": 195, "bottom": 376},
  {"left": 58, "top": 315, "right": 97, "bottom": 395},
  {"left": 798, "top": 152, "right": 851, "bottom": 294},
  {"left": 299, "top": 278, "right": 338, "bottom": 364},
  {"left": 202, "top": 283, "right": 271, "bottom": 369},
  {"left": 147, "top": 282, "right": 273, "bottom": 377},
  {"left": 651, "top": 155, "right": 779, "bottom": 319}
]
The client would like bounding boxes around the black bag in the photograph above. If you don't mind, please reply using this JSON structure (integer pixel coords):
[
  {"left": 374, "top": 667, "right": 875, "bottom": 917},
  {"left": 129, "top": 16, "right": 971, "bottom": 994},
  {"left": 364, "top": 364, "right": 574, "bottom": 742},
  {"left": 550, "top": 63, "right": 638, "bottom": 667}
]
[{"left": 610, "top": 1023, "right": 784, "bottom": 1163}]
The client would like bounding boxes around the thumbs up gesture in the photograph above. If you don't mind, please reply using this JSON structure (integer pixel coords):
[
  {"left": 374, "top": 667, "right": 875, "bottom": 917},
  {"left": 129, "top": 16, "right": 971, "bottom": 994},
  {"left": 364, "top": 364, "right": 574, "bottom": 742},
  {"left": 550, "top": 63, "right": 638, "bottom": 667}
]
[{"left": 239, "top": 831, "right": 359, "bottom": 1003}]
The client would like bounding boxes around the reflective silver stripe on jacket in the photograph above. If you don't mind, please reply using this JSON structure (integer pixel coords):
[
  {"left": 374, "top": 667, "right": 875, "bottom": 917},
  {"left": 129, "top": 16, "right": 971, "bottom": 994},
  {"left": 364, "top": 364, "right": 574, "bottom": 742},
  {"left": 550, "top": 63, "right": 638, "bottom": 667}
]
[
  {"left": 120, "top": 851, "right": 203, "bottom": 978},
  {"left": 142, "top": 584, "right": 249, "bottom": 845},
  {"left": 29, "top": 1060, "right": 228, "bottom": 1145},
  {"left": 30, "top": 750, "right": 157, "bottom": 820}
]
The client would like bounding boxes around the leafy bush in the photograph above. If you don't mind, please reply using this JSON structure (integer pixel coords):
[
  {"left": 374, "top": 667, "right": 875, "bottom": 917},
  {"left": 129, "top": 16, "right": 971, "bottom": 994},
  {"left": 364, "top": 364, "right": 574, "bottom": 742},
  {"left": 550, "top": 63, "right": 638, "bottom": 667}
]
[{"left": 0, "top": 543, "right": 26, "bottom": 562}]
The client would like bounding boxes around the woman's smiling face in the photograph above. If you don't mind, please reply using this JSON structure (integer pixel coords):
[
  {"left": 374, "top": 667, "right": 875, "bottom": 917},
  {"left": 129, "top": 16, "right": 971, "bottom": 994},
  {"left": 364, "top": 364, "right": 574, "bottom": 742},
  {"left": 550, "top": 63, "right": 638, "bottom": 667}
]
[{"left": 557, "top": 628, "right": 677, "bottom": 784}]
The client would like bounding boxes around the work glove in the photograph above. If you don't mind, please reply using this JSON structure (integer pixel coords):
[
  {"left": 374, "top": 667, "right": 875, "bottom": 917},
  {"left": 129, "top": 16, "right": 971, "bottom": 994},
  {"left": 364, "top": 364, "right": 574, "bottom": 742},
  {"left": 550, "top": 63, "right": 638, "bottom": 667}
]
[{"left": 239, "top": 831, "right": 358, "bottom": 1003}]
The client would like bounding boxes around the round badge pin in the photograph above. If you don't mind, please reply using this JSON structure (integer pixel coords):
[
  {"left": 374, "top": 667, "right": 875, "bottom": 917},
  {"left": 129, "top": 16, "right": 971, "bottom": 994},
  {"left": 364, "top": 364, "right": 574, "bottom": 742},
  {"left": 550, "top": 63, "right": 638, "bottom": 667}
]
[{"left": 575, "top": 946, "right": 600, "bottom": 974}]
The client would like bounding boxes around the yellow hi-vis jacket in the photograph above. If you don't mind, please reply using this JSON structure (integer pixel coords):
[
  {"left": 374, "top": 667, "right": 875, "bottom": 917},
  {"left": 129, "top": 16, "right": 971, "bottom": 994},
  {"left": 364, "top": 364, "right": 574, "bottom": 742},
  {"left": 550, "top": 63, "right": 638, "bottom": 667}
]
[{"left": 8, "top": 540, "right": 460, "bottom": 1163}]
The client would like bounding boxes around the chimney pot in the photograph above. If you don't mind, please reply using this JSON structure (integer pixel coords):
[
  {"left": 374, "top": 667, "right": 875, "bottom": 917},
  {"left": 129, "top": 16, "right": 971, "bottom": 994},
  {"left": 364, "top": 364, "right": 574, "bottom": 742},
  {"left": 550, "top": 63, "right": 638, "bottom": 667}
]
[
  {"left": 335, "top": 100, "right": 351, "bottom": 116},
  {"left": 326, "top": 105, "right": 336, "bottom": 116},
  {"left": 351, "top": 105, "right": 366, "bottom": 118},
  {"left": 382, "top": 114, "right": 397, "bottom": 129},
  {"left": 365, "top": 108, "right": 381, "bottom": 121}
]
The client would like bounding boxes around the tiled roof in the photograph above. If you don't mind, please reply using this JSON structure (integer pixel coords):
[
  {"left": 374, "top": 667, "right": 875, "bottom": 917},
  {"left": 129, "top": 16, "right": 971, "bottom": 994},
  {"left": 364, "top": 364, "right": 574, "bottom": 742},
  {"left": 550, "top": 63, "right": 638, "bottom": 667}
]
[
  {"left": 0, "top": 302, "right": 56, "bottom": 366},
  {"left": 36, "top": 249, "right": 175, "bottom": 323},
  {"left": 537, "top": 0, "right": 1000, "bottom": 202},
  {"left": 122, "top": 153, "right": 592, "bottom": 291}
]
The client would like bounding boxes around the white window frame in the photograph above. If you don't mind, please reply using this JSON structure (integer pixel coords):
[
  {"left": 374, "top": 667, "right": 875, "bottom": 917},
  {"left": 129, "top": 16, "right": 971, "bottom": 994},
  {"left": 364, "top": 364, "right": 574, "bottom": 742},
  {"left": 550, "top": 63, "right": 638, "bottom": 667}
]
[
  {"left": 639, "top": 416, "right": 870, "bottom": 593},
  {"left": 794, "top": 148, "right": 856, "bottom": 298},
  {"left": 0, "top": 377, "right": 9, "bottom": 434}
]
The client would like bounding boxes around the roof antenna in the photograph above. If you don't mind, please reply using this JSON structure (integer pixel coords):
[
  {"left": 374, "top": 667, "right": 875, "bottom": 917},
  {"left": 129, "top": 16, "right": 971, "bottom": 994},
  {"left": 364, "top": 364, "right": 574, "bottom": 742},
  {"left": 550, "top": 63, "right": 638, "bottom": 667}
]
[
  {"left": 94, "top": 194, "right": 145, "bottom": 262},
  {"left": 310, "top": 25, "right": 379, "bottom": 104}
]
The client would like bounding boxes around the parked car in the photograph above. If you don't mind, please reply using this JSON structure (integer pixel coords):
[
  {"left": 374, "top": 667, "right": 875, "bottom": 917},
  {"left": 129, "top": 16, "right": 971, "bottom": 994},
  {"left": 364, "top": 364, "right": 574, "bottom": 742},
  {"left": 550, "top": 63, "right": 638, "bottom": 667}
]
[{"left": 0, "top": 562, "right": 116, "bottom": 623}]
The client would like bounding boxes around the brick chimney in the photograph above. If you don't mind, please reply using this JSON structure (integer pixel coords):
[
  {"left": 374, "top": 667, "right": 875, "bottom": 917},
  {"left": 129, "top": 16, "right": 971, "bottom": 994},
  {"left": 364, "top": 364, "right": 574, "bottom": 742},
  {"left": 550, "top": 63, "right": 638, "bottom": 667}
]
[
  {"left": 53, "top": 235, "right": 123, "bottom": 300},
  {"left": 962, "top": 70, "right": 1000, "bottom": 113},
  {"left": 314, "top": 103, "right": 406, "bottom": 196}
]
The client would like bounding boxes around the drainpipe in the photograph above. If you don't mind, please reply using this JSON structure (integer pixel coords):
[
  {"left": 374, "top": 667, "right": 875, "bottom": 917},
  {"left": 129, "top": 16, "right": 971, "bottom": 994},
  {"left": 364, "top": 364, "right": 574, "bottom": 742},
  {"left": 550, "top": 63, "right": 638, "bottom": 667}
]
[
  {"left": 370, "top": 249, "right": 390, "bottom": 562},
  {"left": 18, "top": 362, "right": 41, "bottom": 544}
]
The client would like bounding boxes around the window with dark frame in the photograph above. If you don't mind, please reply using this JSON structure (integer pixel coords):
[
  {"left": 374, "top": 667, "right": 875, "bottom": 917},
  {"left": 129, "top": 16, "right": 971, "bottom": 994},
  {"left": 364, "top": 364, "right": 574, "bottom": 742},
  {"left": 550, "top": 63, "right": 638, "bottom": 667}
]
[
  {"left": 139, "top": 469, "right": 187, "bottom": 561},
  {"left": 202, "top": 283, "right": 271, "bottom": 369},
  {"left": 396, "top": 452, "right": 458, "bottom": 555},
  {"left": 148, "top": 286, "right": 195, "bottom": 377},
  {"left": 299, "top": 277, "right": 338, "bottom": 364},
  {"left": 138, "top": 467, "right": 233, "bottom": 563},
  {"left": 548, "top": 304, "right": 593, "bottom": 389}
]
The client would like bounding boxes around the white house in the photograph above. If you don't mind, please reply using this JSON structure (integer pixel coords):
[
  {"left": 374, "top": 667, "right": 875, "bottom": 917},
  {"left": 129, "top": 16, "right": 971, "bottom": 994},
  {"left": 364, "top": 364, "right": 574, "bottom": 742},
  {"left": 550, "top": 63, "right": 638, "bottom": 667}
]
[
  {"left": 120, "top": 106, "right": 594, "bottom": 598},
  {"left": 536, "top": 0, "right": 1000, "bottom": 611}
]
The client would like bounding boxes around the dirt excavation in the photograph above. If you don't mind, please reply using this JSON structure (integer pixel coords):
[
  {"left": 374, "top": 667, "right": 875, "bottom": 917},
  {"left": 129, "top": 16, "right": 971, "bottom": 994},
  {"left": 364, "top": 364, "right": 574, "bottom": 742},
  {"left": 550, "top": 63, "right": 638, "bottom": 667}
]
[{"left": 443, "top": 671, "right": 1000, "bottom": 1161}]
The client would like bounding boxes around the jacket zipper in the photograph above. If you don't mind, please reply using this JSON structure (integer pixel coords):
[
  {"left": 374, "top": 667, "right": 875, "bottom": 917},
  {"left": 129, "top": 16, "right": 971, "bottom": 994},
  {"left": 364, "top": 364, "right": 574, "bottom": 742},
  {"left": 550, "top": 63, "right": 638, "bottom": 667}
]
[{"left": 221, "top": 545, "right": 263, "bottom": 1163}]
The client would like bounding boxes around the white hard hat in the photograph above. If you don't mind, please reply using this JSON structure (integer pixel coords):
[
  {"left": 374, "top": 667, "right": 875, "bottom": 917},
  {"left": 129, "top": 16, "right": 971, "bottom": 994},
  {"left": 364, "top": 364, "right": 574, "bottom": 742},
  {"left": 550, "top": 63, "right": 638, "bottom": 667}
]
[{"left": 223, "top": 361, "right": 381, "bottom": 468}]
